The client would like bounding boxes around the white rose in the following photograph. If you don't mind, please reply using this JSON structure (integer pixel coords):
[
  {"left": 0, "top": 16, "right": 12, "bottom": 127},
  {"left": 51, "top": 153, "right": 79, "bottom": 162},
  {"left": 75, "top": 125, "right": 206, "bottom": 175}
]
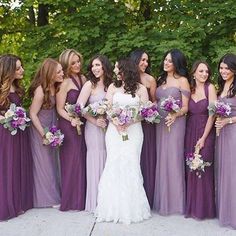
[{"left": 5, "top": 110, "right": 14, "bottom": 119}]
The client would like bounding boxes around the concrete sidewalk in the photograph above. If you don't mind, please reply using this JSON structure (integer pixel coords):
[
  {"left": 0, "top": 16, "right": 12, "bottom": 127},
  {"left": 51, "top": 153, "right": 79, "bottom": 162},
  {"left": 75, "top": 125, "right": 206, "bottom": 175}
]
[{"left": 0, "top": 208, "right": 235, "bottom": 236}]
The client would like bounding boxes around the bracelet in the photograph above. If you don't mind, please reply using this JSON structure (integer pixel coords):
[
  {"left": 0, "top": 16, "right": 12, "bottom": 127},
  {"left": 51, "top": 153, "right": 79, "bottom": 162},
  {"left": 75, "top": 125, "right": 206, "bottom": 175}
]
[{"left": 229, "top": 117, "right": 233, "bottom": 124}]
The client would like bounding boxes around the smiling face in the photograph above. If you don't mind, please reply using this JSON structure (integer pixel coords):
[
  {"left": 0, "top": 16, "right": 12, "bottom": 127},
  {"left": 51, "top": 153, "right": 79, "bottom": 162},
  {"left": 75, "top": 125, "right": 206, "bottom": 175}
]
[
  {"left": 91, "top": 58, "right": 104, "bottom": 79},
  {"left": 113, "top": 61, "right": 121, "bottom": 80},
  {"left": 14, "top": 60, "right": 24, "bottom": 80},
  {"left": 219, "top": 62, "right": 234, "bottom": 81},
  {"left": 53, "top": 63, "right": 64, "bottom": 83},
  {"left": 69, "top": 54, "right": 81, "bottom": 75},
  {"left": 163, "top": 53, "right": 174, "bottom": 73},
  {"left": 138, "top": 53, "right": 148, "bottom": 73},
  {"left": 194, "top": 63, "right": 209, "bottom": 84}
]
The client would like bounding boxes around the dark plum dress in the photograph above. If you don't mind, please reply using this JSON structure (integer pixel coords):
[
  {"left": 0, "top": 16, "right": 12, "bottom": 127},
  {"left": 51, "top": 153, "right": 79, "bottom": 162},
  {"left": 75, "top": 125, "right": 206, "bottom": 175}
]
[
  {"left": 58, "top": 77, "right": 86, "bottom": 211},
  {"left": 184, "top": 83, "right": 216, "bottom": 219},
  {"left": 0, "top": 92, "right": 33, "bottom": 221},
  {"left": 140, "top": 89, "right": 156, "bottom": 208}
]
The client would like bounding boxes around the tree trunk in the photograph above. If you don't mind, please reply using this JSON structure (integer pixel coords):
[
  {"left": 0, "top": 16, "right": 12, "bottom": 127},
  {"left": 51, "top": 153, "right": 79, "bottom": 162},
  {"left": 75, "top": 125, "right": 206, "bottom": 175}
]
[{"left": 37, "top": 4, "right": 49, "bottom": 26}]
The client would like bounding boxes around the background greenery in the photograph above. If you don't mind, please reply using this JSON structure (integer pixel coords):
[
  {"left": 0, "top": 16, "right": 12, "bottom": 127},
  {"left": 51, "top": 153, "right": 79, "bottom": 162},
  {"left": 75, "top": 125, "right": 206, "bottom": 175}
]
[{"left": 1, "top": 0, "right": 236, "bottom": 87}]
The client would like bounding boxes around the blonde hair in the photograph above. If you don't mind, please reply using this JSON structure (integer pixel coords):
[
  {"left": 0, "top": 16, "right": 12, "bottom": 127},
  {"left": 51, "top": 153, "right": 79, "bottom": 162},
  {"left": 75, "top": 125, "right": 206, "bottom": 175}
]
[
  {"left": 0, "top": 54, "right": 24, "bottom": 109},
  {"left": 59, "top": 49, "right": 83, "bottom": 78}
]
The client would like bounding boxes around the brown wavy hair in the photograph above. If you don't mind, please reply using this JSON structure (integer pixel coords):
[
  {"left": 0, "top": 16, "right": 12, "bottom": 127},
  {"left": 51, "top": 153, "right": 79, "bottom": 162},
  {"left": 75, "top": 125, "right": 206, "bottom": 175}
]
[
  {"left": 189, "top": 60, "right": 212, "bottom": 93},
  {"left": 0, "top": 54, "right": 24, "bottom": 109},
  {"left": 29, "top": 58, "right": 60, "bottom": 109},
  {"left": 87, "top": 54, "right": 113, "bottom": 91},
  {"left": 114, "top": 58, "right": 140, "bottom": 97},
  {"left": 59, "top": 49, "right": 83, "bottom": 79}
]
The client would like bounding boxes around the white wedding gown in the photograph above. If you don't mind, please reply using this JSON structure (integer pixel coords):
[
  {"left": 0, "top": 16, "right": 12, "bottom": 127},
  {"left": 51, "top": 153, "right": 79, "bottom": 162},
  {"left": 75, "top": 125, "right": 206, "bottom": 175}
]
[{"left": 95, "top": 92, "right": 151, "bottom": 224}]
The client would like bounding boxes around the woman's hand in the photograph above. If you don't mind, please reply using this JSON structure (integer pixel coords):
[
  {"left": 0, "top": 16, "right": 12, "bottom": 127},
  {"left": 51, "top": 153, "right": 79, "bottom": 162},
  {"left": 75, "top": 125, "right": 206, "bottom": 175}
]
[
  {"left": 215, "top": 117, "right": 228, "bottom": 130},
  {"left": 71, "top": 118, "right": 80, "bottom": 127},
  {"left": 165, "top": 113, "right": 177, "bottom": 127},
  {"left": 196, "top": 137, "right": 206, "bottom": 150},
  {"left": 96, "top": 117, "right": 107, "bottom": 129}
]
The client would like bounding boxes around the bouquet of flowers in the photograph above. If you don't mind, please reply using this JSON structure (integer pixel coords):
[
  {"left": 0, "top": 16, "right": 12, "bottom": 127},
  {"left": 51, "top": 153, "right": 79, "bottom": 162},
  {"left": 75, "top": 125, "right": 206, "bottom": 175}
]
[
  {"left": 208, "top": 100, "right": 231, "bottom": 136},
  {"left": 83, "top": 99, "right": 110, "bottom": 131},
  {"left": 139, "top": 101, "right": 161, "bottom": 124},
  {"left": 43, "top": 125, "right": 64, "bottom": 147},
  {"left": 0, "top": 103, "right": 31, "bottom": 135},
  {"left": 186, "top": 145, "right": 212, "bottom": 178},
  {"left": 106, "top": 104, "right": 139, "bottom": 141},
  {"left": 65, "top": 103, "right": 84, "bottom": 135},
  {"left": 160, "top": 96, "right": 181, "bottom": 132}
]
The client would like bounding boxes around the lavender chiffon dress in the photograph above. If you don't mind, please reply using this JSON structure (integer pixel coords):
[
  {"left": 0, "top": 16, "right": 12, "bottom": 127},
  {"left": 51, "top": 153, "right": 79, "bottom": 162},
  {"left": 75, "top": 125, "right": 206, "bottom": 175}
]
[
  {"left": 58, "top": 78, "right": 86, "bottom": 211},
  {"left": 85, "top": 92, "right": 106, "bottom": 212},
  {"left": 184, "top": 83, "right": 216, "bottom": 219},
  {"left": 0, "top": 92, "right": 33, "bottom": 221},
  {"left": 216, "top": 95, "right": 236, "bottom": 229},
  {"left": 153, "top": 86, "right": 189, "bottom": 215},
  {"left": 29, "top": 96, "right": 61, "bottom": 207}
]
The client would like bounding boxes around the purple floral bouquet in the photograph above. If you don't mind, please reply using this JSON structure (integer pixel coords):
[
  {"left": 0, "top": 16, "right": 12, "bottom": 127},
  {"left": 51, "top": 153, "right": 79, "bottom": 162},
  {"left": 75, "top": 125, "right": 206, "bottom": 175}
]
[
  {"left": 160, "top": 96, "right": 181, "bottom": 131},
  {"left": 139, "top": 101, "right": 161, "bottom": 124},
  {"left": 65, "top": 103, "right": 84, "bottom": 135},
  {"left": 43, "top": 125, "right": 64, "bottom": 147},
  {"left": 0, "top": 103, "right": 31, "bottom": 135},
  {"left": 208, "top": 100, "right": 231, "bottom": 136},
  {"left": 83, "top": 99, "right": 110, "bottom": 131},
  {"left": 186, "top": 146, "right": 211, "bottom": 178},
  {"left": 106, "top": 104, "right": 139, "bottom": 141}
]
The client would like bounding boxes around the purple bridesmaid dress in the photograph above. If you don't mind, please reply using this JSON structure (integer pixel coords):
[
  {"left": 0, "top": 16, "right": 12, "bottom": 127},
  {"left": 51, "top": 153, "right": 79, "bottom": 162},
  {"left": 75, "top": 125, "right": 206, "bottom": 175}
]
[
  {"left": 29, "top": 96, "right": 61, "bottom": 207},
  {"left": 216, "top": 95, "right": 236, "bottom": 229},
  {"left": 185, "top": 83, "right": 216, "bottom": 219},
  {"left": 58, "top": 77, "right": 86, "bottom": 211},
  {"left": 85, "top": 92, "right": 106, "bottom": 212},
  {"left": 0, "top": 92, "right": 33, "bottom": 221},
  {"left": 153, "top": 86, "right": 189, "bottom": 215},
  {"left": 140, "top": 89, "right": 156, "bottom": 208}
]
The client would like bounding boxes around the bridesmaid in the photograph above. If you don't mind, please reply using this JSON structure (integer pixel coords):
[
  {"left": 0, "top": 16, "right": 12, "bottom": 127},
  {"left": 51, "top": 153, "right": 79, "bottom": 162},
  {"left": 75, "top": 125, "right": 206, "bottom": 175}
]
[
  {"left": 56, "top": 49, "right": 87, "bottom": 211},
  {"left": 185, "top": 61, "right": 216, "bottom": 219},
  {"left": 77, "top": 54, "right": 113, "bottom": 212},
  {"left": 215, "top": 53, "right": 236, "bottom": 229},
  {"left": 29, "top": 58, "right": 63, "bottom": 207},
  {"left": 153, "top": 49, "right": 190, "bottom": 215},
  {"left": 0, "top": 54, "right": 33, "bottom": 220},
  {"left": 130, "top": 49, "right": 157, "bottom": 208}
]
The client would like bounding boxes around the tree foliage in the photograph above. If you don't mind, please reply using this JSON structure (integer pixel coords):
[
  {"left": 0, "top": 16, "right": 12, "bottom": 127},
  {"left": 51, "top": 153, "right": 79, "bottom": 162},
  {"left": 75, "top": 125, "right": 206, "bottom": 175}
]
[{"left": 0, "top": 0, "right": 236, "bottom": 86}]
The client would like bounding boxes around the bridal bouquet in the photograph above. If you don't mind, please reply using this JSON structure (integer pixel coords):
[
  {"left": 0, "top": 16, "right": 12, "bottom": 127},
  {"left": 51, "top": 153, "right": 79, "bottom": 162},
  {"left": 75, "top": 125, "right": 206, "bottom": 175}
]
[
  {"left": 208, "top": 100, "right": 231, "bottom": 136},
  {"left": 43, "top": 125, "right": 64, "bottom": 147},
  {"left": 186, "top": 146, "right": 212, "bottom": 178},
  {"left": 0, "top": 103, "right": 31, "bottom": 135},
  {"left": 106, "top": 104, "right": 139, "bottom": 141},
  {"left": 160, "top": 96, "right": 181, "bottom": 132},
  {"left": 139, "top": 101, "right": 161, "bottom": 124},
  {"left": 83, "top": 99, "right": 110, "bottom": 131},
  {"left": 65, "top": 103, "right": 84, "bottom": 135}
]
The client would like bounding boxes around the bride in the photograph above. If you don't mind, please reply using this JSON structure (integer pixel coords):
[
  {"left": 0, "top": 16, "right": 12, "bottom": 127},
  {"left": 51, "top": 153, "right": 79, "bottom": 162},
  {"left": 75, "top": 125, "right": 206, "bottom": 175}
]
[{"left": 95, "top": 58, "right": 151, "bottom": 224}]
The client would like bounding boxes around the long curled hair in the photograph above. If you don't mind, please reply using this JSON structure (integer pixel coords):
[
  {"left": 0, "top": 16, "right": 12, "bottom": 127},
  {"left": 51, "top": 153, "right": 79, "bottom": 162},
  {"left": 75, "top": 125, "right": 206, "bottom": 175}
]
[
  {"left": 0, "top": 54, "right": 24, "bottom": 109},
  {"left": 114, "top": 58, "right": 140, "bottom": 97},
  {"left": 129, "top": 49, "right": 151, "bottom": 75},
  {"left": 217, "top": 53, "right": 236, "bottom": 98},
  {"left": 87, "top": 54, "right": 113, "bottom": 91},
  {"left": 189, "top": 60, "right": 212, "bottom": 93},
  {"left": 157, "top": 49, "right": 188, "bottom": 87},
  {"left": 59, "top": 49, "right": 83, "bottom": 79},
  {"left": 29, "top": 58, "right": 60, "bottom": 109}
]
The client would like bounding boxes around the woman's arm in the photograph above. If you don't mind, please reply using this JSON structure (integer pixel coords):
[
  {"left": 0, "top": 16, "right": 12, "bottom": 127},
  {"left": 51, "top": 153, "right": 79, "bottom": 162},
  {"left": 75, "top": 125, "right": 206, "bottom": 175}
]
[
  {"left": 29, "top": 86, "right": 45, "bottom": 137},
  {"left": 196, "top": 84, "right": 217, "bottom": 149},
  {"left": 165, "top": 77, "right": 190, "bottom": 127},
  {"left": 149, "top": 76, "right": 157, "bottom": 103}
]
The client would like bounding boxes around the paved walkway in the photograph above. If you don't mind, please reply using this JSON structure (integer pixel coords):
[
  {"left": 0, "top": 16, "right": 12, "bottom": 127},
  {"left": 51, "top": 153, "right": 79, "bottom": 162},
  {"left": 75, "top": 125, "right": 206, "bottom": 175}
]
[{"left": 0, "top": 208, "right": 236, "bottom": 236}]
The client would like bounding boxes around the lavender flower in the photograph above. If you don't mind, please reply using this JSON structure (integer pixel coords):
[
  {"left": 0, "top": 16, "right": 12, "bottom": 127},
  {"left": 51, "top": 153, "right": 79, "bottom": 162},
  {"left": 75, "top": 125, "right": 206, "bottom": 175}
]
[{"left": 0, "top": 103, "right": 30, "bottom": 135}]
